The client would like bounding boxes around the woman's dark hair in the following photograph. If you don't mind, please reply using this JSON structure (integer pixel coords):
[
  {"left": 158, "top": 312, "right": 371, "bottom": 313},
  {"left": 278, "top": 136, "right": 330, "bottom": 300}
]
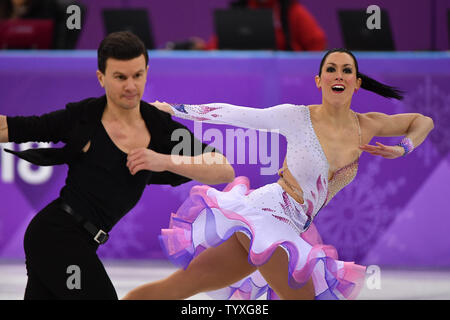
[
  {"left": 97, "top": 31, "right": 149, "bottom": 74},
  {"left": 319, "top": 48, "right": 404, "bottom": 100}
]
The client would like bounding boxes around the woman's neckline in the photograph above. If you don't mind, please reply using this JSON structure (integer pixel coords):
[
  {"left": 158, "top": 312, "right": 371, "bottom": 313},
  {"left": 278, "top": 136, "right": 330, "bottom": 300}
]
[{"left": 305, "top": 105, "right": 360, "bottom": 181}]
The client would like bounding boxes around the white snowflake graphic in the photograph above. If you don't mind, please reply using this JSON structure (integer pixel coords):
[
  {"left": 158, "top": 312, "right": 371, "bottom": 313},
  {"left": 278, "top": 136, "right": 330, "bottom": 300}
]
[{"left": 401, "top": 76, "right": 450, "bottom": 165}]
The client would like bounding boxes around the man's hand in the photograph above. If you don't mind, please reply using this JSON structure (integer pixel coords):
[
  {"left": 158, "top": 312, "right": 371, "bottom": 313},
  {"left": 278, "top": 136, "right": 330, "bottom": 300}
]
[
  {"left": 0, "top": 115, "right": 9, "bottom": 143},
  {"left": 359, "top": 142, "right": 405, "bottom": 159},
  {"left": 126, "top": 148, "right": 168, "bottom": 175},
  {"left": 150, "top": 101, "right": 174, "bottom": 115}
]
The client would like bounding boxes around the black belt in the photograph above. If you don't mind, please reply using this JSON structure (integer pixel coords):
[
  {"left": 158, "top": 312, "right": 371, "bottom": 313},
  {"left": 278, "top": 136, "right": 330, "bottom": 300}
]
[{"left": 57, "top": 199, "right": 109, "bottom": 245}]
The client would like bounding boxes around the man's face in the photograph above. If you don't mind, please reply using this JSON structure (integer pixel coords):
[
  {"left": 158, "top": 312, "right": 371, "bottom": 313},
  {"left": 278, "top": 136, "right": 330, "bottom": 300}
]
[{"left": 96, "top": 54, "right": 148, "bottom": 111}]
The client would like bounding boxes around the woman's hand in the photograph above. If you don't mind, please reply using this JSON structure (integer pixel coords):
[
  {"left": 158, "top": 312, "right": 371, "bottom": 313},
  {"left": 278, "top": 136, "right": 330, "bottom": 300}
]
[
  {"left": 126, "top": 148, "right": 168, "bottom": 175},
  {"left": 359, "top": 142, "right": 405, "bottom": 159},
  {"left": 150, "top": 100, "right": 174, "bottom": 115}
]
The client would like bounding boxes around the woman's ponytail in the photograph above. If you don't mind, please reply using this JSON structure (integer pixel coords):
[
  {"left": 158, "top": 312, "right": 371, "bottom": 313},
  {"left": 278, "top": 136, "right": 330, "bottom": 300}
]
[{"left": 357, "top": 72, "right": 404, "bottom": 100}]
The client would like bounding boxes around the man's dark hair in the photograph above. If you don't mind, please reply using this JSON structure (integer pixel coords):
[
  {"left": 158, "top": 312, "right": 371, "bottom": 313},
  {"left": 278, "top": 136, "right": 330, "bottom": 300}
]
[{"left": 97, "top": 31, "right": 149, "bottom": 74}]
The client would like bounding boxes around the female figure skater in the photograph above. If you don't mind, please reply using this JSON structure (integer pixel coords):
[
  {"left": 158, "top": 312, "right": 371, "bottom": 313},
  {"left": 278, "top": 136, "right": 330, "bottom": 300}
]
[{"left": 124, "top": 48, "right": 434, "bottom": 300}]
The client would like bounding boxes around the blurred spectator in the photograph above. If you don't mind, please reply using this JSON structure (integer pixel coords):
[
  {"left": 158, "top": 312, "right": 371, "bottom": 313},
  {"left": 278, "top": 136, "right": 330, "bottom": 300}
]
[
  {"left": 0, "top": 0, "right": 14, "bottom": 18},
  {"left": 0, "top": 0, "right": 83, "bottom": 49},
  {"left": 0, "top": 0, "right": 62, "bottom": 20},
  {"left": 0, "top": 0, "right": 16, "bottom": 19},
  {"left": 168, "top": 0, "right": 326, "bottom": 51}
]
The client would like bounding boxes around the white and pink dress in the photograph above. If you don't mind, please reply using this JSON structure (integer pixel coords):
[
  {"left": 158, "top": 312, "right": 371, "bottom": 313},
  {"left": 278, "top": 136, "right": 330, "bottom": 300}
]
[{"left": 159, "top": 103, "right": 367, "bottom": 300}]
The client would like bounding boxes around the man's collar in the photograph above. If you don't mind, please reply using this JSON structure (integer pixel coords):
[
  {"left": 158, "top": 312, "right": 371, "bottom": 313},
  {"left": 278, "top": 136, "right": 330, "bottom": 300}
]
[
  {"left": 78, "top": 95, "right": 165, "bottom": 150},
  {"left": 80, "top": 95, "right": 158, "bottom": 126},
  {"left": 79, "top": 95, "right": 107, "bottom": 124}
]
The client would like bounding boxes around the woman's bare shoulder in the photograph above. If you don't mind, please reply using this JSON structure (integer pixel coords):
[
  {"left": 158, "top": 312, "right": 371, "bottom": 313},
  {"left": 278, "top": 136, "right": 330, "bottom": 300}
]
[{"left": 353, "top": 110, "right": 385, "bottom": 138}]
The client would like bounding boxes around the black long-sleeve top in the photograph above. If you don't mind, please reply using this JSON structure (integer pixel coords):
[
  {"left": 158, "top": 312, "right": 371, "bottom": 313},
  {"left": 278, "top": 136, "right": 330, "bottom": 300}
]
[
  {"left": 5, "top": 96, "right": 220, "bottom": 231},
  {"left": 59, "top": 118, "right": 151, "bottom": 231}
]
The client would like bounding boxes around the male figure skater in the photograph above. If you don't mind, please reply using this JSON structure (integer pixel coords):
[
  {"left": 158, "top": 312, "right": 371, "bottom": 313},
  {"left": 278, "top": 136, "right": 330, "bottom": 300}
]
[{"left": 0, "top": 31, "right": 234, "bottom": 299}]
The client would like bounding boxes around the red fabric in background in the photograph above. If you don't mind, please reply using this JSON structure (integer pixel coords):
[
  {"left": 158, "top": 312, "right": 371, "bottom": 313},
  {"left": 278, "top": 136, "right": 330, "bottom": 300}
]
[{"left": 206, "top": 0, "right": 327, "bottom": 51}]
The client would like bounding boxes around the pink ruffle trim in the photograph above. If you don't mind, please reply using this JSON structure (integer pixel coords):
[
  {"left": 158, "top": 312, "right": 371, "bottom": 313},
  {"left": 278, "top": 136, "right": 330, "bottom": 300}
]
[{"left": 159, "top": 176, "right": 366, "bottom": 300}]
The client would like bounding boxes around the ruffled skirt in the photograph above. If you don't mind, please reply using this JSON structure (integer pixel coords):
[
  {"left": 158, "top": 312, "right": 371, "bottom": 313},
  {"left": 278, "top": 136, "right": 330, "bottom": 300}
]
[{"left": 159, "top": 176, "right": 366, "bottom": 300}]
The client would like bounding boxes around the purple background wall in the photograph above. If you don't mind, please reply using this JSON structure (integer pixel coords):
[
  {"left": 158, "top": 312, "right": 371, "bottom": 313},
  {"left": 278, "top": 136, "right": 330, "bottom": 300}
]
[
  {"left": 75, "top": 0, "right": 450, "bottom": 51},
  {"left": 0, "top": 51, "right": 449, "bottom": 268}
]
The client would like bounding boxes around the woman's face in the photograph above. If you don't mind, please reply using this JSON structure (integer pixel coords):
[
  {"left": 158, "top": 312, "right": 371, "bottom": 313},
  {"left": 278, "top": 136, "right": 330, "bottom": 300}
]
[{"left": 315, "top": 52, "right": 361, "bottom": 106}]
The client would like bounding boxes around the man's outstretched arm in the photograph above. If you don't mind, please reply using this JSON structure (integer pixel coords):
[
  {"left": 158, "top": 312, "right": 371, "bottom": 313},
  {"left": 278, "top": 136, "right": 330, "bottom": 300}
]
[{"left": 0, "top": 109, "right": 72, "bottom": 145}]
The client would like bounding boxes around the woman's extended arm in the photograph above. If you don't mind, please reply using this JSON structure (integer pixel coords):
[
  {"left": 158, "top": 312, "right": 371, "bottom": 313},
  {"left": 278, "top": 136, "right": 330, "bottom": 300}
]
[{"left": 150, "top": 101, "right": 294, "bottom": 132}]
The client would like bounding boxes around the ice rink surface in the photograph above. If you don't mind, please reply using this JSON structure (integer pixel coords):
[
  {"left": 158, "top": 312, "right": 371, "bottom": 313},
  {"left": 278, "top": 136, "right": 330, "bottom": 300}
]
[{"left": 1, "top": 259, "right": 450, "bottom": 300}]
